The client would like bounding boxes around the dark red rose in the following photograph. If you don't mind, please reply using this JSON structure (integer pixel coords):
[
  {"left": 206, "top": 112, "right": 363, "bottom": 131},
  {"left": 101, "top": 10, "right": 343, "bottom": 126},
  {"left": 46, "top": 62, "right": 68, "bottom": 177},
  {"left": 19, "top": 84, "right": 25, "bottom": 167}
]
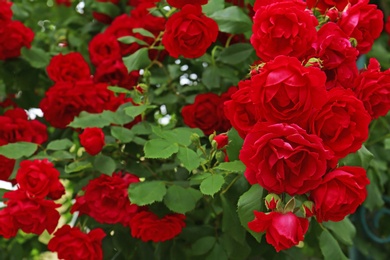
[
  {"left": 79, "top": 128, "right": 105, "bottom": 156},
  {"left": 251, "top": 1, "right": 317, "bottom": 61},
  {"left": 4, "top": 190, "right": 60, "bottom": 235},
  {"left": 309, "top": 88, "right": 370, "bottom": 160},
  {"left": 0, "top": 155, "right": 15, "bottom": 181},
  {"left": 213, "top": 133, "right": 228, "bottom": 149},
  {"left": 55, "top": 0, "right": 72, "bottom": 6},
  {"left": 240, "top": 123, "right": 333, "bottom": 195},
  {"left": 0, "top": 20, "right": 34, "bottom": 60},
  {"left": 310, "top": 166, "right": 369, "bottom": 222},
  {"left": 248, "top": 211, "right": 309, "bottom": 252},
  {"left": 306, "top": 0, "right": 357, "bottom": 13},
  {"left": 46, "top": 52, "right": 91, "bottom": 83},
  {"left": 250, "top": 56, "right": 327, "bottom": 129},
  {"left": 127, "top": 0, "right": 158, "bottom": 7},
  {"left": 88, "top": 33, "right": 122, "bottom": 67},
  {"left": 48, "top": 225, "right": 106, "bottom": 260},
  {"left": 338, "top": 0, "right": 383, "bottom": 54},
  {"left": 162, "top": 5, "right": 219, "bottom": 59},
  {"left": 130, "top": 211, "right": 186, "bottom": 242},
  {"left": 353, "top": 58, "right": 390, "bottom": 119},
  {"left": 16, "top": 159, "right": 65, "bottom": 200},
  {"left": 167, "top": 0, "right": 208, "bottom": 8},
  {"left": 71, "top": 172, "right": 140, "bottom": 226},
  {"left": 253, "top": 0, "right": 302, "bottom": 11},
  {"left": 0, "top": 209, "right": 17, "bottom": 238},
  {"left": 92, "top": 0, "right": 120, "bottom": 24},
  {"left": 314, "top": 22, "right": 359, "bottom": 90},
  {"left": 0, "top": 1, "right": 12, "bottom": 25}
]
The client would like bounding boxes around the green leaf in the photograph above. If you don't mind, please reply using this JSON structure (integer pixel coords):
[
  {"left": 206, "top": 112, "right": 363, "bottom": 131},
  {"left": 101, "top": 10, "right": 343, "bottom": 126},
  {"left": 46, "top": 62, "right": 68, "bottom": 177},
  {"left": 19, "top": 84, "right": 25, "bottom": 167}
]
[
  {"left": 339, "top": 145, "right": 373, "bottom": 169},
  {"left": 111, "top": 126, "right": 134, "bottom": 143},
  {"left": 226, "top": 129, "right": 244, "bottom": 161},
  {"left": 219, "top": 233, "right": 251, "bottom": 260},
  {"left": 214, "top": 161, "right": 245, "bottom": 173},
  {"left": 21, "top": 47, "right": 51, "bottom": 69},
  {"left": 93, "top": 154, "right": 116, "bottom": 175},
  {"left": 144, "top": 139, "right": 179, "bottom": 159},
  {"left": 68, "top": 111, "right": 112, "bottom": 128},
  {"left": 205, "top": 242, "right": 228, "bottom": 260},
  {"left": 124, "top": 105, "right": 155, "bottom": 118},
  {"left": 108, "top": 86, "right": 133, "bottom": 94},
  {"left": 192, "top": 236, "right": 217, "bottom": 256},
  {"left": 364, "top": 168, "right": 385, "bottom": 211},
  {"left": 47, "top": 139, "right": 74, "bottom": 151},
  {"left": 123, "top": 48, "right": 151, "bottom": 72},
  {"left": 237, "top": 184, "right": 264, "bottom": 242},
  {"left": 118, "top": 36, "right": 149, "bottom": 46},
  {"left": 217, "top": 43, "right": 254, "bottom": 65},
  {"left": 209, "top": 6, "right": 252, "bottom": 34},
  {"left": 163, "top": 185, "right": 202, "bottom": 214},
  {"left": 323, "top": 218, "right": 356, "bottom": 246},
  {"left": 0, "top": 142, "right": 38, "bottom": 159},
  {"left": 319, "top": 230, "right": 349, "bottom": 260},
  {"left": 221, "top": 195, "right": 246, "bottom": 243},
  {"left": 177, "top": 147, "right": 201, "bottom": 171},
  {"left": 51, "top": 150, "right": 74, "bottom": 160},
  {"left": 202, "top": 0, "right": 225, "bottom": 16},
  {"left": 133, "top": 28, "right": 155, "bottom": 38},
  {"left": 384, "top": 138, "right": 390, "bottom": 150},
  {"left": 200, "top": 174, "right": 225, "bottom": 196},
  {"left": 128, "top": 181, "right": 167, "bottom": 206},
  {"left": 202, "top": 65, "right": 220, "bottom": 90},
  {"left": 64, "top": 161, "right": 93, "bottom": 174},
  {"left": 92, "top": 1, "right": 120, "bottom": 17},
  {"left": 152, "top": 126, "right": 204, "bottom": 146}
]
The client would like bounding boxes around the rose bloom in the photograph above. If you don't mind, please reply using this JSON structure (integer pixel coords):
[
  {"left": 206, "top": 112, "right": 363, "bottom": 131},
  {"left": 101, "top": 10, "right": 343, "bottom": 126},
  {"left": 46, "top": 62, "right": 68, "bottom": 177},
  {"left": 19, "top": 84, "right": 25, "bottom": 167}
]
[
  {"left": 0, "top": 20, "right": 34, "bottom": 60},
  {"left": 130, "top": 211, "right": 186, "bottom": 242},
  {"left": 0, "top": 0, "right": 12, "bottom": 25},
  {"left": 240, "top": 122, "right": 333, "bottom": 195},
  {"left": 314, "top": 22, "right": 359, "bottom": 90},
  {"left": 306, "top": 0, "right": 358, "bottom": 13},
  {"left": 55, "top": 0, "right": 72, "bottom": 6},
  {"left": 0, "top": 209, "right": 18, "bottom": 238},
  {"left": 167, "top": 0, "right": 208, "bottom": 8},
  {"left": 0, "top": 155, "right": 15, "bottom": 181},
  {"left": 337, "top": 0, "right": 383, "bottom": 54},
  {"left": 4, "top": 189, "right": 60, "bottom": 235},
  {"left": 310, "top": 166, "right": 369, "bottom": 222},
  {"left": 48, "top": 225, "right": 106, "bottom": 260},
  {"left": 251, "top": 1, "right": 317, "bottom": 61},
  {"left": 16, "top": 159, "right": 65, "bottom": 200},
  {"left": 250, "top": 56, "right": 327, "bottom": 129},
  {"left": 79, "top": 128, "right": 105, "bottom": 156},
  {"left": 71, "top": 173, "right": 140, "bottom": 226},
  {"left": 46, "top": 52, "right": 91, "bottom": 83},
  {"left": 248, "top": 211, "right": 309, "bottom": 252},
  {"left": 309, "top": 88, "right": 371, "bottom": 160},
  {"left": 88, "top": 33, "right": 122, "bottom": 67},
  {"left": 353, "top": 58, "right": 390, "bottom": 119},
  {"left": 162, "top": 4, "right": 218, "bottom": 59}
]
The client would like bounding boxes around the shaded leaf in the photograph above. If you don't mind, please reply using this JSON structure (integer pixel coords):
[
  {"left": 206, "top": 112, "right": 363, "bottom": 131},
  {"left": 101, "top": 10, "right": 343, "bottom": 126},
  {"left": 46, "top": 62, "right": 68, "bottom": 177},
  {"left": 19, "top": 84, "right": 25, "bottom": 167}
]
[
  {"left": 128, "top": 181, "right": 167, "bottom": 206},
  {"left": 164, "top": 185, "right": 202, "bottom": 213}
]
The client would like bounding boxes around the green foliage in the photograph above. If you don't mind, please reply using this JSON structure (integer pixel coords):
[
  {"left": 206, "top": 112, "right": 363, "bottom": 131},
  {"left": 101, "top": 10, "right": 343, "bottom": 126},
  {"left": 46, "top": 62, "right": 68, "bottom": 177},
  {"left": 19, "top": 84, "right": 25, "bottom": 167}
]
[
  {"left": 0, "top": 142, "right": 38, "bottom": 159},
  {"left": 200, "top": 174, "right": 225, "bottom": 196},
  {"left": 93, "top": 154, "right": 116, "bottom": 175},
  {"left": 144, "top": 139, "right": 179, "bottom": 159},
  {"left": 163, "top": 185, "right": 202, "bottom": 214},
  {"left": 128, "top": 181, "right": 167, "bottom": 206},
  {"left": 123, "top": 48, "right": 152, "bottom": 72},
  {"left": 209, "top": 6, "right": 252, "bottom": 34},
  {"left": 323, "top": 218, "right": 356, "bottom": 246},
  {"left": 319, "top": 230, "right": 348, "bottom": 260}
]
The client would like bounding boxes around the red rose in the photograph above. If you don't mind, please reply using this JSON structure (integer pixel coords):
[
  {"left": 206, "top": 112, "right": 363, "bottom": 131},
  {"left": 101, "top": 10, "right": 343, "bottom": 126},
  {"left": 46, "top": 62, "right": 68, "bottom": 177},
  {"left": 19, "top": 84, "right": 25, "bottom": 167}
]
[
  {"left": 162, "top": 5, "right": 218, "bottom": 59},
  {"left": 71, "top": 173, "right": 140, "bottom": 226},
  {"left": 48, "top": 225, "right": 106, "bottom": 260},
  {"left": 88, "top": 33, "right": 122, "bottom": 67},
  {"left": 240, "top": 123, "right": 333, "bottom": 195},
  {"left": 353, "top": 58, "right": 390, "bottom": 119},
  {"left": 167, "top": 0, "right": 208, "bottom": 8},
  {"left": 306, "top": 0, "right": 357, "bottom": 13},
  {"left": 250, "top": 56, "right": 327, "bottom": 129},
  {"left": 248, "top": 211, "right": 309, "bottom": 252},
  {"left": 314, "top": 22, "right": 359, "bottom": 90},
  {"left": 310, "top": 166, "right": 369, "bottom": 222},
  {"left": 338, "top": 0, "right": 383, "bottom": 54},
  {"left": 4, "top": 190, "right": 60, "bottom": 235},
  {"left": 79, "top": 128, "right": 105, "bottom": 156},
  {"left": 0, "top": 209, "right": 18, "bottom": 238},
  {"left": 182, "top": 92, "right": 231, "bottom": 135},
  {"left": 251, "top": 1, "right": 317, "bottom": 61},
  {"left": 0, "top": 20, "right": 34, "bottom": 60},
  {"left": 130, "top": 211, "right": 186, "bottom": 242},
  {"left": 55, "top": 0, "right": 72, "bottom": 6},
  {"left": 0, "top": 1, "right": 12, "bottom": 25},
  {"left": 16, "top": 159, "right": 65, "bottom": 200},
  {"left": 46, "top": 52, "right": 91, "bottom": 83},
  {"left": 127, "top": 0, "right": 158, "bottom": 7},
  {"left": 0, "top": 155, "right": 15, "bottom": 181},
  {"left": 213, "top": 133, "right": 228, "bottom": 149},
  {"left": 309, "top": 88, "right": 370, "bottom": 160}
]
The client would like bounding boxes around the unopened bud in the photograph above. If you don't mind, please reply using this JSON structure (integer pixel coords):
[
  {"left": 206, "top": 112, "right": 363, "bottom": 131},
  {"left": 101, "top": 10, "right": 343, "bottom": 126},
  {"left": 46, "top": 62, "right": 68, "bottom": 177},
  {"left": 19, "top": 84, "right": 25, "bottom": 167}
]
[
  {"left": 135, "top": 83, "right": 148, "bottom": 94},
  {"left": 265, "top": 194, "right": 281, "bottom": 211},
  {"left": 349, "top": 37, "right": 358, "bottom": 48},
  {"left": 325, "top": 7, "right": 339, "bottom": 22},
  {"left": 304, "top": 57, "right": 322, "bottom": 68},
  {"left": 213, "top": 133, "right": 229, "bottom": 149},
  {"left": 302, "top": 201, "right": 315, "bottom": 218},
  {"left": 190, "top": 133, "right": 200, "bottom": 145},
  {"left": 215, "top": 151, "right": 226, "bottom": 162}
]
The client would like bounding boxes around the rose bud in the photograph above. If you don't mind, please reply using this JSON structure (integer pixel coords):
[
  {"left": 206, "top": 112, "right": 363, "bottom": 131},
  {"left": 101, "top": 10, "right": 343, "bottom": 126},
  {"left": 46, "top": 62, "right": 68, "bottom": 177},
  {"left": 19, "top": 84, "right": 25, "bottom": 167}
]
[
  {"left": 325, "top": 8, "right": 339, "bottom": 22},
  {"left": 79, "top": 127, "right": 105, "bottom": 156},
  {"left": 213, "top": 133, "right": 228, "bottom": 149},
  {"left": 302, "top": 201, "right": 315, "bottom": 218},
  {"left": 265, "top": 193, "right": 281, "bottom": 211}
]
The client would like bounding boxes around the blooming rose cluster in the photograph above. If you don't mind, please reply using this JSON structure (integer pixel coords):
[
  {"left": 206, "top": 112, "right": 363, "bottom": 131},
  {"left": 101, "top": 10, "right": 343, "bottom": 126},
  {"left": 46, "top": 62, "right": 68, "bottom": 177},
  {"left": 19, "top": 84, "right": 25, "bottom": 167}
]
[
  {"left": 0, "top": 0, "right": 34, "bottom": 60},
  {"left": 226, "top": 0, "right": 385, "bottom": 252}
]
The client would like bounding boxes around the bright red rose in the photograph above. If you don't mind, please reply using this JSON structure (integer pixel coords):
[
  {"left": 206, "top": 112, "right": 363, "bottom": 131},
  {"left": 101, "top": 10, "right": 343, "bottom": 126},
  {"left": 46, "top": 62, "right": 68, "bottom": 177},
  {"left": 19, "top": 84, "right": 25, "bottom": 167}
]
[
  {"left": 16, "top": 159, "right": 65, "bottom": 200},
  {"left": 309, "top": 88, "right": 370, "bottom": 160},
  {"left": 248, "top": 211, "right": 309, "bottom": 252},
  {"left": 213, "top": 133, "right": 229, "bottom": 149},
  {"left": 79, "top": 128, "right": 105, "bottom": 156},
  {"left": 253, "top": 0, "right": 303, "bottom": 11},
  {"left": 353, "top": 58, "right": 390, "bottom": 119},
  {"left": 0, "top": 1, "right": 12, "bottom": 25},
  {"left": 306, "top": 0, "right": 357, "bottom": 13},
  {"left": 162, "top": 5, "right": 219, "bottom": 59},
  {"left": 4, "top": 190, "right": 60, "bottom": 235},
  {"left": 0, "top": 155, "right": 15, "bottom": 181},
  {"left": 88, "top": 33, "right": 122, "bottom": 67},
  {"left": 167, "top": 0, "right": 208, "bottom": 8},
  {"left": 0, "top": 209, "right": 18, "bottom": 238},
  {"left": 46, "top": 52, "right": 91, "bottom": 83},
  {"left": 338, "top": 0, "right": 383, "bottom": 54},
  {"left": 250, "top": 56, "right": 327, "bottom": 129},
  {"left": 310, "top": 166, "right": 369, "bottom": 222},
  {"left": 314, "top": 22, "right": 359, "bottom": 90},
  {"left": 0, "top": 20, "right": 34, "bottom": 60},
  {"left": 240, "top": 123, "right": 333, "bottom": 195},
  {"left": 251, "top": 1, "right": 317, "bottom": 61},
  {"left": 92, "top": 0, "right": 120, "bottom": 24},
  {"left": 130, "top": 211, "right": 186, "bottom": 242},
  {"left": 48, "top": 225, "right": 106, "bottom": 260},
  {"left": 71, "top": 173, "right": 140, "bottom": 226}
]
